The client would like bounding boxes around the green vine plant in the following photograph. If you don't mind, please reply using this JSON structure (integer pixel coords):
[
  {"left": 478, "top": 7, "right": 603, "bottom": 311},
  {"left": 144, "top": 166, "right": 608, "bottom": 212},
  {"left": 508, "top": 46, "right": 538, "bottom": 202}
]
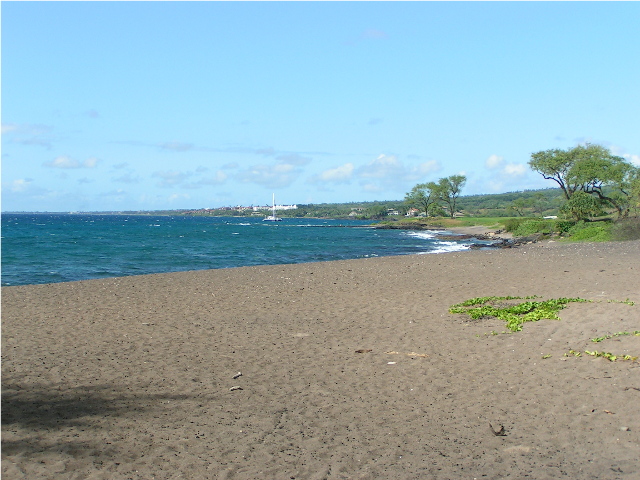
[
  {"left": 449, "top": 296, "right": 591, "bottom": 332},
  {"left": 450, "top": 296, "right": 635, "bottom": 333},
  {"left": 566, "top": 331, "right": 640, "bottom": 362}
]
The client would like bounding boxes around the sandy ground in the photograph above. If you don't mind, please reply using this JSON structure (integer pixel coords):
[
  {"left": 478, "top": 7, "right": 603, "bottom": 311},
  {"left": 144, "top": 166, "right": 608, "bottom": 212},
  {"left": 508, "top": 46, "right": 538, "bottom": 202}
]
[{"left": 2, "top": 240, "right": 639, "bottom": 479}]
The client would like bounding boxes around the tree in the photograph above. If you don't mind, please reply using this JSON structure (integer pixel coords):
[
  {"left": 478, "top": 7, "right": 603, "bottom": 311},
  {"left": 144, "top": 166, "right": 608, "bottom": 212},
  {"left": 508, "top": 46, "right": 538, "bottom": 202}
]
[
  {"left": 531, "top": 192, "right": 549, "bottom": 216},
  {"left": 509, "top": 197, "right": 530, "bottom": 216},
  {"left": 436, "top": 175, "right": 467, "bottom": 218},
  {"left": 366, "top": 204, "right": 388, "bottom": 219},
  {"left": 529, "top": 144, "right": 639, "bottom": 219},
  {"left": 560, "top": 191, "right": 603, "bottom": 221},
  {"left": 404, "top": 182, "right": 438, "bottom": 216}
]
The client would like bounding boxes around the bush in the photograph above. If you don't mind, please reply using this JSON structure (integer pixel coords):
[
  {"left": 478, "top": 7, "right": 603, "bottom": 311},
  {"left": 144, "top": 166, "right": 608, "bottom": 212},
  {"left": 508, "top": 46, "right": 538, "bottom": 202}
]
[
  {"left": 611, "top": 217, "right": 640, "bottom": 241},
  {"left": 564, "top": 221, "right": 612, "bottom": 242},
  {"left": 553, "top": 220, "right": 576, "bottom": 233},
  {"left": 503, "top": 218, "right": 528, "bottom": 232},
  {"left": 513, "top": 219, "right": 555, "bottom": 237}
]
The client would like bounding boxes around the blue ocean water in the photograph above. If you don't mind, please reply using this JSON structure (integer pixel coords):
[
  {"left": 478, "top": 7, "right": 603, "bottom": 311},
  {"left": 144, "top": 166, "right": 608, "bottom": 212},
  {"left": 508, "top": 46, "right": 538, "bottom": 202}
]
[{"left": 1, "top": 213, "right": 478, "bottom": 286}]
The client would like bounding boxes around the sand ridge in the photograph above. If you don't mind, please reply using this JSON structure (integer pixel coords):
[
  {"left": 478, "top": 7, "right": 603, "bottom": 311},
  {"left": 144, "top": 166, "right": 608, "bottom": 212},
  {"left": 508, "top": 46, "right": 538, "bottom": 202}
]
[{"left": 2, "top": 240, "right": 640, "bottom": 479}]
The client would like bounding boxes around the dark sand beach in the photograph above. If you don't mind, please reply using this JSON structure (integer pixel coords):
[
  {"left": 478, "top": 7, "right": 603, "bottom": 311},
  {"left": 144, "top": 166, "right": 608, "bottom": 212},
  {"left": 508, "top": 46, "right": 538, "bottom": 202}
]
[{"left": 2, "top": 240, "right": 639, "bottom": 479}]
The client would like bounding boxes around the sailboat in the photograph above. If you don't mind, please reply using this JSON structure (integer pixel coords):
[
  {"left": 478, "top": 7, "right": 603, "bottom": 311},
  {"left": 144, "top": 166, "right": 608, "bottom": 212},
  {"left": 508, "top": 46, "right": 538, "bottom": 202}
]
[{"left": 263, "top": 193, "right": 282, "bottom": 222}]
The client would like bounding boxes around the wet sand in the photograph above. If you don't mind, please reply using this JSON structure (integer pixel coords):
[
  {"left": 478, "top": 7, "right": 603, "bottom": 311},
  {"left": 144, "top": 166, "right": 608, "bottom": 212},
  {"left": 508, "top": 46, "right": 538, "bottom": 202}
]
[{"left": 2, "top": 240, "right": 639, "bottom": 479}]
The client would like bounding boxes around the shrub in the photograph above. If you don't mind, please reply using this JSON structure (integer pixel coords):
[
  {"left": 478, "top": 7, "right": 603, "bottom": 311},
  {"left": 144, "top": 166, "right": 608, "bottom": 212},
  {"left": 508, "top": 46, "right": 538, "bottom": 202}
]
[
  {"left": 565, "top": 221, "right": 612, "bottom": 242},
  {"left": 503, "top": 218, "right": 528, "bottom": 232},
  {"left": 611, "top": 217, "right": 640, "bottom": 241},
  {"left": 553, "top": 220, "right": 576, "bottom": 233},
  {"left": 513, "top": 219, "right": 555, "bottom": 237}
]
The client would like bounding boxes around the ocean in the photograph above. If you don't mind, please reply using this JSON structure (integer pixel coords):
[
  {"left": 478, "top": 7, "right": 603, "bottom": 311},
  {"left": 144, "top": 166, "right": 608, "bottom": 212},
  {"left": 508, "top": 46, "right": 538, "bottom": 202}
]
[{"left": 1, "top": 213, "right": 481, "bottom": 287}]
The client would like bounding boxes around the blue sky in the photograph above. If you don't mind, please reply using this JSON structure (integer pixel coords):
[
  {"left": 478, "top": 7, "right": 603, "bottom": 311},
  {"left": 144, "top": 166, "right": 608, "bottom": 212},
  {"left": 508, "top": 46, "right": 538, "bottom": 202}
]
[{"left": 2, "top": 2, "right": 639, "bottom": 212}]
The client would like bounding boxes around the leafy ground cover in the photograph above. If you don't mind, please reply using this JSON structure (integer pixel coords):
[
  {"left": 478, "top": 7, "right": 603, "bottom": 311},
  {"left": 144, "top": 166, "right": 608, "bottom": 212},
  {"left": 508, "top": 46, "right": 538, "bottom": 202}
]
[
  {"left": 565, "top": 331, "right": 640, "bottom": 362},
  {"left": 449, "top": 296, "right": 590, "bottom": 332},
  {"left": 449, "top": 296, "right": 635, "bottom": 332}
]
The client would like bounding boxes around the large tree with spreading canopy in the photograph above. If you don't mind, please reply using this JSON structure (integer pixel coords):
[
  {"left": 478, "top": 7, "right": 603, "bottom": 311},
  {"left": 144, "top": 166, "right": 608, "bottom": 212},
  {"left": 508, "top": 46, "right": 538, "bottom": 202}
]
[{"left": 529, "top": 144, "right": 639, "bottom": 220}]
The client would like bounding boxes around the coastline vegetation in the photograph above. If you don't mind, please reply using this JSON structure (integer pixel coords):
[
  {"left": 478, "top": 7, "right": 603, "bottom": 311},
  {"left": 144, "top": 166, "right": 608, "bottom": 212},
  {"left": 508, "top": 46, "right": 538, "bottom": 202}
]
[{"left": 18, "top": 144, "right": 637, "bottom": 243}]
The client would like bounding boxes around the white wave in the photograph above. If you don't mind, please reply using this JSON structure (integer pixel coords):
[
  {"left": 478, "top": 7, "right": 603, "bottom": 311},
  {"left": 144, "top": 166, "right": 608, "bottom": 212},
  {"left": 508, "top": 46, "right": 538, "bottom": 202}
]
[
  {"left": 404, "top": 230, "right": 438, "bottom": 240},
  {"left": 419, "top": 241, "right": 470, "bottom": 255}
]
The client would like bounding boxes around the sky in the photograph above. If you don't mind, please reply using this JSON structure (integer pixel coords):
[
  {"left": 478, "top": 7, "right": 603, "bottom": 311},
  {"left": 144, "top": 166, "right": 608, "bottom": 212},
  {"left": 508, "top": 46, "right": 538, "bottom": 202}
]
[{"left": 2, "top": 1, "right": 639, "bottom": 212}]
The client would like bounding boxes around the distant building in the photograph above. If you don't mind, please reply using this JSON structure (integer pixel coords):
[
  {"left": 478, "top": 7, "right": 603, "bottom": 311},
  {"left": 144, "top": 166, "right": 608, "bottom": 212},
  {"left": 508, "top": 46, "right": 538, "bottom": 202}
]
[{"left": 253, "top": 204, "right": 298, "bottom": 212}]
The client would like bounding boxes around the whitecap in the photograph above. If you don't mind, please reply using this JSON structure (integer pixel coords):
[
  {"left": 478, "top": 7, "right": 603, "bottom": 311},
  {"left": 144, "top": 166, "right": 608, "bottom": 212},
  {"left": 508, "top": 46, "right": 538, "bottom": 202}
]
[
  {"left": 404, "top": 230, "right": 438, "bottom": 240},
  {"left": 419, "top": 242, "right": 470, "bottom": 254}
]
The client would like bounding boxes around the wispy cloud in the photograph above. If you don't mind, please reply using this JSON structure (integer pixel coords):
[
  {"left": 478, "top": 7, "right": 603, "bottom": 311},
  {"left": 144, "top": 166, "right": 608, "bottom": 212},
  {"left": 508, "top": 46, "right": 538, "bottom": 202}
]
[
  {"left": 168, "top": 193, "right": 191, "bottom": 203},
  {"left": 153, "top": 170, "right": 192, "bottom": 188},
  {"left": 184, "top": 171, "right": 228, "bottom": 189},
  {"left": 308, "top": 163, "right": 355, "bottom": 185},
  {"left": 236, "top": 164, "right": 300, "bottom": 189},
  {"left": 275, "top": 153, "right": 312, "bottom": 166},
  {"left": 362, "top": 28, "right": 388, "bottom": 40},
  {"left": 2, "top": 123, "right": 55, "bottom": 149},
  {"left": 160, "top": 142, "right": 194, "bottom": 152},
  {"left": 344, "top": 28, "right": 389, "bottom": 46},
  {"left": 112, "top": 172, "right": 141, "bottom": 184},
  {"left": 503, "top": 163, "right": 528, "bottom": 177},
  {"left": 354, "top": 154, "right": 441, "bottom": 192},
  {"left": 44, "top": 155, "right": 100, "bottom": 169},
  {"left": 236, "top": 154, "right": 310, "bottom": 189},
  {"left": 485, "top": 154, "right": 505, "bottom": 170},
  {"left": 8, "top": 178, "right": 35, "bottom": 193}
]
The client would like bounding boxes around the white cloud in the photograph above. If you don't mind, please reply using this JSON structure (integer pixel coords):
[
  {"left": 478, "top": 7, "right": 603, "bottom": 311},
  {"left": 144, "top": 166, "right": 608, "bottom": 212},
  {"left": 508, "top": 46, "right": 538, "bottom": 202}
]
[
  {"left": 153, "top": 170, "right": 191, "bottom": 187},
  {"left": 624, "top": 154, "right": 640, "bottom": 166},
  {"left": 276, "top": 153, "right": 311, "bottom": 166},
  {"left": 502, "top": 163, "right": 528, "bottom": 177},
  {"left": 413, "top": 160, "right": 441, "bottom": 177},
  {"left": 46, "top": 156, "right": 78, "bottom": 168},
  {"left": 10, "top": 178, "right": 34, "bottom": 192},
  {"left": 168, "top": 193, "right": 190, "bottom": 202},
  {"left": 358, "top": 154, "right": 401, "bottom": 179},
  {"left": 237, "top": 163, "right": 301, "bottom": 188},
  {"left": 485, "top": 154, "right": 505, "bottom": 170},
  {"left": 362, "top": 183, "right": 384, "bottom": 193},
  {"left": 185, "top": 171, "right": 228, "bottom": 188},
  {"left": 113, "top": 172, "right": 141, "bottom": 184},
  {"left": 44, "top": 155, "right": 100, "bottom": 169},
  {"left": 1, "top": 124, "right": 18, "bottom": 134},
  {"left": 609, "top": 145, "right": 640, "bottom": 166},
  {"left": 309, "top": 163, "right": 354, "bottom": 184},
  {"left": 84, "top": 157, "right": 99, "bottom": 168},
  {"left": 353, "top": 154, "right": 441, "bottom": 193},
  {"left": 3, "top": 123, "right": 55, "bottom": 149},
  {"left": 236, "top": 153, "right": 308, "bottom": 188}
]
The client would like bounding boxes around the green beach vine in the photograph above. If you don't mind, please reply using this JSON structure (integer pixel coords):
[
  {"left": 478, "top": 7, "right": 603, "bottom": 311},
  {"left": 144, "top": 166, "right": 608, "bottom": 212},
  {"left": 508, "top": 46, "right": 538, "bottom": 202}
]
[
  {"left": 566, "top": 331, "right": 640, "bottom": 362},
  {"left": 449, "top": 295, "right": 590, "bottom": 332}
]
